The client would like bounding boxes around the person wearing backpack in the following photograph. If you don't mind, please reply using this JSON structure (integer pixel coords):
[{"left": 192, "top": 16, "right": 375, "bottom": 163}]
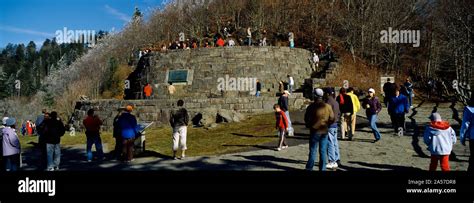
[{"left": 460, "top": 95, "right": 474, "bottom": 172}]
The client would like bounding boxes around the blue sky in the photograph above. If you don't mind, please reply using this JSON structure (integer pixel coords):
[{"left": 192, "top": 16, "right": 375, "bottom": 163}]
[{"left": 0, "top": 0, "right": 167, "bottom": 48}]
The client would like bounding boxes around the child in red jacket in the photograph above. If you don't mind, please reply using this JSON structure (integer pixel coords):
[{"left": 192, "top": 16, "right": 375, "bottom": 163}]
[{"left": 274, "top": 104, "right": 289, "bottom": 151}]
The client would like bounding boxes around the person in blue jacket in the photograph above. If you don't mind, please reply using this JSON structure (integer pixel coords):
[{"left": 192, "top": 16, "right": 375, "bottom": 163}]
[
  {"left": 460, "top": 95, "right": 474, "bottom": 172},
  {"left": 388, "top": 85, "right": 409, "bottom": 136},
  {"left": 117, "top": 105, "right": 139, "bottom": 163}
]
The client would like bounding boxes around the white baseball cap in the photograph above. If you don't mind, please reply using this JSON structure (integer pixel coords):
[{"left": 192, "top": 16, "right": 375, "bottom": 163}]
[
  {"left": 2, "top": 117, "right": 9, "bottom": 125},
  {"left": 368, "top": 88, "right": 375, "bottom": 93}
]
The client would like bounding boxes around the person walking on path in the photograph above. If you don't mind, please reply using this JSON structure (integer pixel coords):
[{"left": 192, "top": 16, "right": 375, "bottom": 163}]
[
  {"left": 362, "top": 88, "right": 383, "bottom": 142},
  {"left": 388, "top": 85, "right": 409, "bottom": 136},
  {"left": 169, "top": 100, "right": 189, "bottom": 160},
  {"left": 460, "top": 95, "right": 474, "bottom": 172},
  {"left": 383, "top": 78, "right": 396, "bottom": 107},
  {"left": 39, "top": 111, "right": 65, "bottom": 171},
  {"left": 304, "top": 88, "right": 335, "bottom": 171},
  {"left": 83, "top": 109, "right": 104, "bottom": 162},
  {"left": 404, "top": 78, "right": 414, "bottom": 108},
  {"left": 2, "top": 117, "right": 21, "bottom": 171},
  {"left": 278, "top": 90, "right": 294, "bottom": 136},
  {"left": 423, "top": 113, "right": 456, "bottom": 171},
  {"left": 274, "top": 104, "right": 289, "bottom": 151},
  {"left": 323, "top": 87, "right": 340, "bottom": 169},
  {"left": 346, "top": 87, "right": 361, "bottom": 141},
  {"left": 336, "top": 88, "right": 353, "bottom": 140},
  {"left": 117, "top": 105, "right": 139, "bottom": 163}
]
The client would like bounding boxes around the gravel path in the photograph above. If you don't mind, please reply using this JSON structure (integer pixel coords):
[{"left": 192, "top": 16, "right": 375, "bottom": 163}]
[{"left": 21, "top": 100, "right": 470, "bottom": 171}]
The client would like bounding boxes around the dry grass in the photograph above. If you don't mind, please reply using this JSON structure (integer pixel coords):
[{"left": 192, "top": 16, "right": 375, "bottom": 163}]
[
  {"left": 326, "top": 52, "right": 382, "bottom": 95},
  {"left": 19, "top": 113, "right": 278, "bottom": 157}
]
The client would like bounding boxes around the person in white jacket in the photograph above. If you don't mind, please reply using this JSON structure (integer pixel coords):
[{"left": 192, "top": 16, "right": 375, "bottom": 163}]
[
  {"left": 460, "top": 95, "right": 474, "bottom": 172},
  {"left": 423, "top": 113, "right": 456, "bottom": 171}
]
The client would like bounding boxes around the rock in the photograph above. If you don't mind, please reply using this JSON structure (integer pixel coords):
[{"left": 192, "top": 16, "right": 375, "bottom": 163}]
[
  {"left": 293, "top": 98, "right": 304, "bottom": 109},
  {"left": 217, "top": 109, "right": 245, "bottom": 123},
  {"left": 206, "top": 123, "right": 218, "bottom": 129},
  {"left": 197, "top": 108, "right": 217, "bottom": 126}
]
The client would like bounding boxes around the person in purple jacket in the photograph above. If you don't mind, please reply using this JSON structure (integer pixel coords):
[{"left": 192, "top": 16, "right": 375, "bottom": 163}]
[
  {"left": 362, "top": 88, "right": 383, "bottom": 142},
  {"left": 2, "top": 117, "right": 21, "bottom": 171}
]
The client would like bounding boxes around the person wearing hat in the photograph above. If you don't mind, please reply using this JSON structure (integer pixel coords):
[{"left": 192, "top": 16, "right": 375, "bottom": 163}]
[
  {"left": 323, "top": 87, "right": 341, "bottom": 169},
  {"left": 304, "top": 88, "right": 335, "bottom": 171},
  {"left": 0, "top": 117, "right": 8, "bottom": 169},
  {"left": 117, "top": 105, "right": 139, "bottom": 163},
  {"left": 423, "top": 113, "right": 456, "bottom": 171},
  {"left": 362, "top": 88, "right": 383, "bottom": 142},
  {"left": 460, "top": 95, "right": 474, "bottom": 172},
  {"left": 2, "top": 117, "right": 21, "bottom": 171},
  {"left": 278, "top": 90, "right": 293, "bottom": 136}
]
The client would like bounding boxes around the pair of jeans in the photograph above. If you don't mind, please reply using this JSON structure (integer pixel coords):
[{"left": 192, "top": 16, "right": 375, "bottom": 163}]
[
  {"left": 327, "top": 127, "right": 340, "bottom": 163},
  {"left": 305, "top": 131, "right": 329, "bottom": 171},
  {"left": 4, "top": 154, "right": 20, "bottom": 171},
  {"left": 46, "top": 144, "right": 61, "bottom": 170},
  {"left": 407, "top": 91, "right": 413, "bottom": 107},
  {"left": 430, "top": 155, "right": 450, "bottom": 171},
  {"left": 368, "top": 114, "right": 382, "bottom": 140},
  {"left": 86, "top": 135, "right": 104, "bottom": 161},
  {"left": 284, "top": 111, "right": 293, "bottom": 131},
  {"left": 255, "top": 91, "right": 260, "bottom": 97}
]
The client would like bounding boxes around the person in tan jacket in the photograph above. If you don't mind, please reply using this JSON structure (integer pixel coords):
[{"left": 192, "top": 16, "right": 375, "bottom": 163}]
[{"left": 304, "top": 88, "right": 335, "bottom": 171}]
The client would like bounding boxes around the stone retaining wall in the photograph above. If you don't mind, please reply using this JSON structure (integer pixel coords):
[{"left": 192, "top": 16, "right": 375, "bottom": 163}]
[{"left": 73, "top": 93, "right": 307, "bottom": 131}]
